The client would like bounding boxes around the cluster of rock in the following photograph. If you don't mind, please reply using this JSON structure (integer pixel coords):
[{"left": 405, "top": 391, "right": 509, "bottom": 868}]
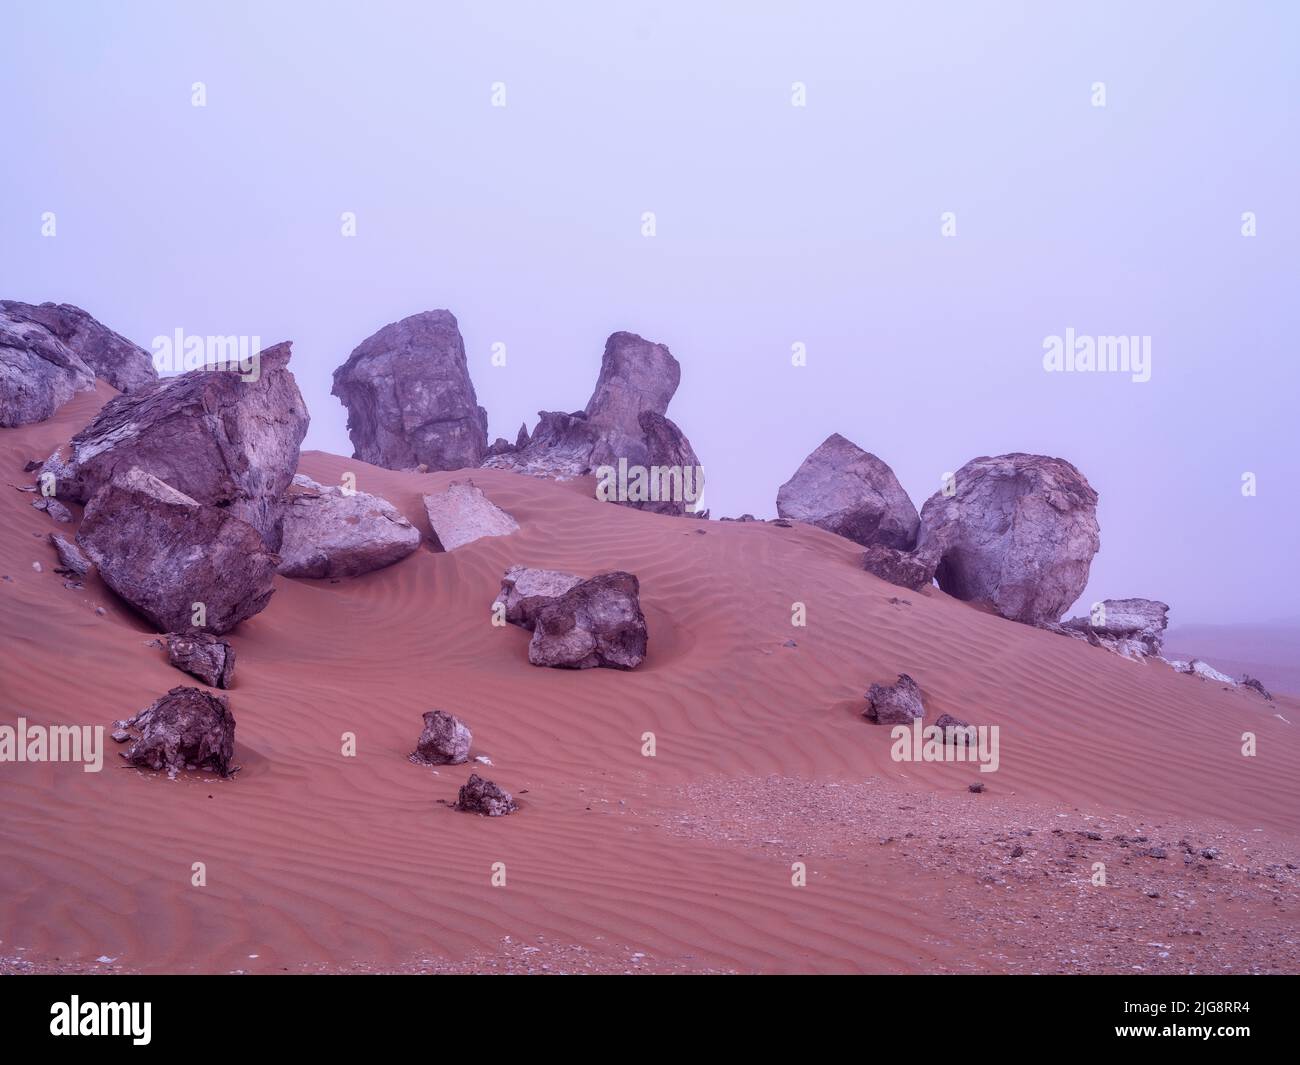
[
  {"left": 407, "top": 710, "right": 518, "bottom": 815},
  {"left": 862, "top": 673, "right": 976, "bottom": 745},
  {"left": 1, "top": 301, "right": 156, "bottom": 426},
  {"left": 494, "top": 565, "right": 648, "bottom": 669},
  {"left": 1046, "top": 598, "right": 1170, "bottom": 660},
  {"left": 479, "top": 331, "right": 704, "bottom": 516}
]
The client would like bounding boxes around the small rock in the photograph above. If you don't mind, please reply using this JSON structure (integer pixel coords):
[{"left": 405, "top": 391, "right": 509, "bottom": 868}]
[
  {"left": 116, "top": 687, "right": 236, "bottom": 777},
  {"left": 863, "top": 673, "right": 925, "bottom": 725},
  {"left": 969, "top": 782, "right": 986, "bottom": 793},
  {"left": 409, "top": 710, "right": 472, "bottom": 766},
  {"left": 165, "top": 631, "right": 236, "bottom": 689},
  {"left": 455, "top": 773, "right": 518, "bottom": 816}
]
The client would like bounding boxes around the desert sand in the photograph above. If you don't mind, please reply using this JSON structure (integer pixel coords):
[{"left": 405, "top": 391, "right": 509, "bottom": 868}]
[{"left": 1, "top": 385, "right": 1297, "bottom": 974}]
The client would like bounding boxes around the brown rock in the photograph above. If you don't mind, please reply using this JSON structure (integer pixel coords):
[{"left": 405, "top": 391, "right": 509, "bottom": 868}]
[
  {"left": 409, "top": 710, "right": 472, "bottom": 766},
  {"left": 455, "top": 772, "right": 518, "bottom": 816},
  {"left": 527, "top": 571, "right": 648, "bottom": 670},
  {"left": 278, "top": 475, "right": 420, "bottom": 578},
  {"left": 115, "top": 686, "right": 236, "bottom": 777},
  {"left": 863, "top": 673, "right": 925, "bottom": 725},
  {"left": 165, "top": 632, "right": 236, "bottom": 689}
]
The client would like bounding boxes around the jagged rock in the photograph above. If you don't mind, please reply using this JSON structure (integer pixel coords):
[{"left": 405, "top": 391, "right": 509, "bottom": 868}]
[
  {"left": 777, "top": 434, "right": 919, "bottom": 549},
  {"left": 1171, "top": 659, "right": 1237, "bottom": 685},
  {"left": 77, "top": 468, "right": 277, "bottom": 635},
  {"left": 862, "top": 543, "right": 938, "bottom": 591},
  {"left": 115, "top": 686, "right": 236, "bottom": 777},
  {"left": 514, "top": 422, "right": 529, "bottom": 449},
  {"left": 0, "top": 300, "right": 156, "bottom": 393},
  {"left": 331, "top": 310, "right": 488, "bottom": 472},
  {"left": 493, "top": 565, "right": 584, "bottom": 628},
  {"left": 47, "top": 533, "right": 90, "bottom": 578},
  {"left": 1061, "top": 598, "right": 1169, "bottom": 657},
  {"left": 50, "top": 341, "right": 308, "bottom": 550},
  {"left": 423, "top": 481, "right": 519, "bottom": 551},
  {"left": 409, "top": 710, "right": 472, "bottom": 766},
  {"left": 165, "top": 632, "right": 236, "bottom": 689},
  {"left": 278, "top": 474, "right": 420, "bottom": 578},
  {"left": 863, "top": 673, "right": 925, "bottom": 725},
  {"left": 455, "top": 773, "right": 518, "bottom": 816},
  {"left": 485, "top": 437, "right": 513, "bottom": 457},
  {"left": 1241, "top": 675, "right": 1273, "bottom": 701},
  {"left": 917, "top": 453, "right": 1100, "bottom": 625},
  {"left": 0, "top": 307, "right": 95, "bottom": 426},
  {"left": 32, "top": 496, "right": 73, "bottom": 523},
  {"left": 483, "top": 332, "right": 703, "bottom": 516},
  {"left": 527, "top": 571, "right": 648, "bottom": 670}
]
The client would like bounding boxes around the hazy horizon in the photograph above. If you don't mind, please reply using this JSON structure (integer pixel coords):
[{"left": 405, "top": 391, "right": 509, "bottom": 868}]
[{"left": 2, "top": 0, "right": 1297, "bottom": 626}]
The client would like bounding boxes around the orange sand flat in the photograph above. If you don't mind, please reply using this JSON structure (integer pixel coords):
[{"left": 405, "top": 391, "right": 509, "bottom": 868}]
[{"left": 1, "top": 387, "right": 1296, "bottom": 974}]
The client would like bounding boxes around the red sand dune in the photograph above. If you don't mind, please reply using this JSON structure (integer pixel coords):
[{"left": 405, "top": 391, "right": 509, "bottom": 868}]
[{"left": 1, "top": 386, "right": 1297, "bottom": 974}]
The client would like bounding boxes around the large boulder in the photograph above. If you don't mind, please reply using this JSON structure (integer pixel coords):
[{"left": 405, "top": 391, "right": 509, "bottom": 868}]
[
  {"left": 482, "top": 332, "right": 703, "bottom": 516},
  {"left": 492, "top": 565, "right": 584, "bottom": 628},
  {"left": 49, "top": 341, "right": 307, "bottom": 550},
  {"left": 916, "top": 453, "right": 1100, "bottom": 625},
  {"left": 278, "top": 474, "right": 420, "bottom": 578},
  {"left": 165, "top": 632, "right": 236, "bottom": 689},
  {"left": 409, "top": 710, "right": 472, "bottom": 766},
  {"left": 527, "top": 571, "right": 648, "bottom": 670},
  {"left": 0, "top": 300, "right": 156, "bottom": 393},
  {"left": 422, "top": 481, "right": 519, "bottom": 551},
  {"left": 77, "top": 469, "right": 278, "bottom": 635},
  {"left": 1, "top": 308, "right": 95, "bottom": 426},
  {"left": 1060, "top": 598, "right": 1169, "bottom": 657},
  {"left": 776, "top": 434, "right": 919, "bottom": 549},
  {"left": 113, "top": 686, "right": 236, "bottom": 777},
  {"left": 331, "top": 310, "right": 488, "bottom": 472}
]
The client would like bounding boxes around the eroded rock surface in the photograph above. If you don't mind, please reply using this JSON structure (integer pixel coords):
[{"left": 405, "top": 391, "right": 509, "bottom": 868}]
[
  {"left": 278, "top": 474, "right": 420, "bottom": 578},
  {"left": 864, "top": 673, "right": 926, "bottom": 725},
  {"left": 423, "top": 481, "right": 519, "bottom": 551},
  {"left": 409, "top": 709, "right": 472, "bottom": 766},
  {"left": 493, "top": 565, "right": 584, "bottom": 628},
  {"left": 455, "top": 773, "right": 518, "bottom": 816},
  {"left": 165, "top": 632, "right": 236, "bottom": 689},
  {"left": 527, "top": 571, "right": 648, "bottom": 670},
  {"left": 1, "top": 300, "right": 156, "bottom": 393},
  {"left": 114, "top": 686, "right": 236, "bottom": 777}
]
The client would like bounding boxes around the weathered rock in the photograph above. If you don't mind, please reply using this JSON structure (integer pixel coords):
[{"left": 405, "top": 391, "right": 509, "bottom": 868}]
[
  {"left": 331, "top": 310, "right": 488, "bottom": 472},
  {"left": 493, "top": 565, "right": 584, "bottom": 629},
  {"left": 47, "top": 533, "right": 90, "bottom": 578},
  {"left": 423, "top": 480, "right": 519, "bottom": 551},
  {"left": 1171, "top": 659, "right": 1237, "bottom": 685},
  {"left": 1061, "top": 598, "right": 1169, "bottom": 656},
  {"left": 1241, "top": 675, "right": 1273, "bottom": 701},
  {"left": 482, "top": 332, "right": 703, "bottom": 516},
  {"left": 0, "top": 307, "right": 95, "bottom": 426},
  {"left": 916, "top": 453, "right": 1100, "bottom": 625},
  {"left": 862, "top": 543, "right": 938, "bottom": 591},
  {"left": 52, "top": 341, "right": 308, "bottom": 550},
  {"left": 863, "top": 673, "right": 925, "bottom": 725},
  {"left": 32, "top": 495, "right": 73, "bottom": 523},
  {"left": 409, "top": 710, "right": 472, "bottom": 766},
  {"left": 0, "top": 300, "right": 156, "bottom": 393},
  {"left": 455, "top": 773, "right": 518, "bottom": 816},
  {"left": 934, "top": 712, "right": 975, "bottom": 745},
  {"left": 277, "top": 474, "right": 420, "bottom": 578},
  {"left": 77, "top": 469, "right": 278, "bottom": 635},
  {"left": 527, "top": 571, "right": 648, "bottom": 670},
  {"left": 115, "top": 686, "right": 236, "bottom": 777},
  {"left": 777, "top": 434, "right": 919, "bottom": 549},
  {"left": 165, "top": 632, "right": 236, "bottom": 688}
]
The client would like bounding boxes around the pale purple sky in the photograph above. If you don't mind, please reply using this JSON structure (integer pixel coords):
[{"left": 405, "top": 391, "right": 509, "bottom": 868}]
[{"left": 2, "top": 1, "right": 1297, "bottom": 624}]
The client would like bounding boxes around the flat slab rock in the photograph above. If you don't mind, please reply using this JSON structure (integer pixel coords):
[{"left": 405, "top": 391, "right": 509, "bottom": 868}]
[
  {"left": 165, "top": 632, "right": 236, "bottom": 689},
  {"left": 455, "top": 773, "right": 518, "bottom": 816},
  {"left": 113, "top": 686, "right": 236, "bottom": 777},
  {"left": 493, "top": 565, "right": 585, "bottom": 628},
  {"left": 410, "top": 709, "right": 472, "bottom": 766},
  {"left": 278, "top": 474, "right": 420, "bottom": 578},
  {"left": 423, "top": 481, "right": 519, "bottom": 551}
]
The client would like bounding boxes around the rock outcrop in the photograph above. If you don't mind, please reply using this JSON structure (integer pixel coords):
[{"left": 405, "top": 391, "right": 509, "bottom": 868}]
[
  {"left": 777, "top": 434, "right": 919, "bottom": 549},
  {"left": 482, "top": 332, "right": 703, "bottom": 516},
  {"left": 492, "top": 565, "right": 584, "bottom": 628},
  {"left": 113, "top": 686, "right": 236, "bottom": 777},
  {"left": 423, "top": 481, "right": 519, "bottom": 551},
  {"left": 527, "top": 571, "right": 648, "bottom": 670},
  {"left": 409, "top": 710, "right": 472, "bottom": 766},
  {"left": 1171, "top": 659, "right": 1237, "bottom": 685},
  {"left": 916, "top": 453, "right": 1100, "bottom": 625},
  {"left": 165, "top": 632, "right": 236, "bottom": 689},
  {"left": 1, "top": 301, "right": 155, "bottom": 426},
  {"left": 1059, "top": 598, "right": 1169, "bottom": 658},
  {"left": 49, "top": 341, "right": 307, "bottom": 550},
  {"left": 77, "top": 469, "right": 278, "bottom": 635},
  {"left": 331, "top": 310, "right": 488, "bottom": 472},
  {"left": 455, "top": 773, "right": 518, "bottom": 816},
  {"left": 278, "top": 475, "right": 420, "bottom": 578},
  {"left": 863, "top": 673, "right": 925, "bottom": 725}
]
